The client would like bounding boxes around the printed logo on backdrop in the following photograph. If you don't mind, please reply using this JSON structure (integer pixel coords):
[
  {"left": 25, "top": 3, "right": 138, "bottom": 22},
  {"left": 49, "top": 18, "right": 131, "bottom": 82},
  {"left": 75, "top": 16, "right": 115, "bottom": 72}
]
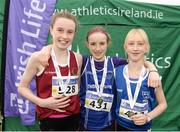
[{"left": 10, "top": 93, "right": 29, "bottom": 114}]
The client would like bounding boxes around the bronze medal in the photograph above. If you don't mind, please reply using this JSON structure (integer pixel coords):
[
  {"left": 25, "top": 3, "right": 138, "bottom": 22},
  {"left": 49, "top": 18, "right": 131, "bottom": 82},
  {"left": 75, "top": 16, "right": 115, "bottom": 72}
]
[
  {"left": 128, "top": 111, "right": 135, "bottom": 117},
  {"left": 97, "top": 97, "right": 103, "bottom": 105}
]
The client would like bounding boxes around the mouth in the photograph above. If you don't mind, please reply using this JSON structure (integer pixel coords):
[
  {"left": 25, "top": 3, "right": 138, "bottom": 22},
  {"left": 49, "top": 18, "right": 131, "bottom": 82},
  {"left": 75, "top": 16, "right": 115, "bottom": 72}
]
[
  {"left": 58, "top": 39, "right": 69, "bottom": 44},
  {"left": 94, "top": 52, "right": 103, "bottom": 56},
  {"left": 132, "top": 53, "right": 140, "bottom": 56}
]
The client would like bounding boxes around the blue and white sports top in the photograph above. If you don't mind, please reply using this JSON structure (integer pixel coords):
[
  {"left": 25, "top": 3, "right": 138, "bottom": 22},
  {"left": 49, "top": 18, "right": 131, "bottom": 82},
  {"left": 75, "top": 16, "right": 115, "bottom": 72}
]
[
  {"left": 115, "top": 64, "right": 156, "bottom": 131},
  {"left": 80, "top": 56, "right": 126, "bottom": 130}
]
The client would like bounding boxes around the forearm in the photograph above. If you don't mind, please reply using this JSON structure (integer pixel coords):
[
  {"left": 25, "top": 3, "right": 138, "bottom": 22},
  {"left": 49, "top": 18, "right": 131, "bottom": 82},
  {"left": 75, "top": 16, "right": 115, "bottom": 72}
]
[
  {"left": 18, "top": 86, "right": 42, "bottom": 107},
  {"left": 147, "top": 102, "right": 167, "bottom": 121},
  {"left": 148, "top": 83, "right": 168, "bottom": 121}
]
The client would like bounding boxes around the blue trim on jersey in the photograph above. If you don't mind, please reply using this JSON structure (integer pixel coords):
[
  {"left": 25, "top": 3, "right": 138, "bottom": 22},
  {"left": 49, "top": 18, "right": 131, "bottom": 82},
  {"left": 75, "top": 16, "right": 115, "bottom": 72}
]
[
  {"left": 115, "top": 64, "right": 156, "bottom": 131},
  {"left": 80, "top": 56, "right": 115, "bottom": 130}
]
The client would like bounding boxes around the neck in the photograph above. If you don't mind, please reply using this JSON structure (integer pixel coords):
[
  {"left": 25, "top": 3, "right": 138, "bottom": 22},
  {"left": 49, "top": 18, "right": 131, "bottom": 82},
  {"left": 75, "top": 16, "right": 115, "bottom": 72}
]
[
  {"left": 92, "top": 56, "right": 106, "bottom": 62},
  {"left": 52, "top": 45, "right": 68, "bottom": 65},
  {"left": 128, "top": 62, "right": 143, "bottom": 71},
  {"left": 127, "top": 61, "right": 144, "bottom": 78}
]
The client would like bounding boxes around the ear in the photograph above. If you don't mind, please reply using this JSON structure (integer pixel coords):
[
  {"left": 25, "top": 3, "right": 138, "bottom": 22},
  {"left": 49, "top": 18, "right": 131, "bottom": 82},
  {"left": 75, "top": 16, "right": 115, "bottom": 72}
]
[
  {"left": 124, "top": 44, "right": 128, "bottom": 52},
  {"left": 86, "top": 41, "right": 89, "bottom": 49},
  {"left": 145, "top": 45, "right": 149, "bottom": 53}
]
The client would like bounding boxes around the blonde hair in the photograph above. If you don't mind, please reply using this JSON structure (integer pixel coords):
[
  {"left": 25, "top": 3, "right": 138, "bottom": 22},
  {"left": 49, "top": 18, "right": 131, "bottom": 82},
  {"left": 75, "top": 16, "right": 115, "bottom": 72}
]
[
  {"left": 124, "top": 28, "right": 150, "bottom": 55},
  {"left": 50, "top": 11, "right": 79, "bottom": 31},
  {"left": 86, "top": 26, "right": 111, "bottom": 45}
]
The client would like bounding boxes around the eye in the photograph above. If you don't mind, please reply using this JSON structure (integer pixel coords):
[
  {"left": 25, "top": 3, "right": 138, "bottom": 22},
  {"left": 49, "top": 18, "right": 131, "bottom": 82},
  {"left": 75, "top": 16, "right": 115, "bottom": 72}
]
[
  {"left": 138, "top": 42, "right": 144, "bottom": 46},
  {"left": 67, "top": 30, "right": 74, "bottom": 34},
  {"left": 89, "top": 42, "right": 96, "bottom": 46},
  {"left": 99, "top": 41, "right": 106, "bottom": 46},
  {"left": 57, "top": 28, "right": 63, "bottom": 32},
  {"left": 128, "top": 42, "right": 134, "bottom": 45}
]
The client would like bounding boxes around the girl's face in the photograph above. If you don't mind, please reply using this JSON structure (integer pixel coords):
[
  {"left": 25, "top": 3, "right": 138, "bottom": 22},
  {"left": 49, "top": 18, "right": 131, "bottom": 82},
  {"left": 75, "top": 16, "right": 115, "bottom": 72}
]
[
  {"left": 125, "top": 33, "right": 148, "bottom": 62},
  {"left": 87, "top": 32, "right": 108, "bottom": 61},
  {"left": 50, "top": 17, "right": 76, "bottom": 50}
]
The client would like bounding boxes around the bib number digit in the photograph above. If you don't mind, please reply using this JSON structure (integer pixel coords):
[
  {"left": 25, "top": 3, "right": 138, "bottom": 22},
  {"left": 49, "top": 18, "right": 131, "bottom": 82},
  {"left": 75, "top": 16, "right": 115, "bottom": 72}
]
[
  {"left": 66, "top": 85, "right": 76, "bottom": 94},
  {"left": 89, "top": 100, "right": 107, "bottom": 110}
]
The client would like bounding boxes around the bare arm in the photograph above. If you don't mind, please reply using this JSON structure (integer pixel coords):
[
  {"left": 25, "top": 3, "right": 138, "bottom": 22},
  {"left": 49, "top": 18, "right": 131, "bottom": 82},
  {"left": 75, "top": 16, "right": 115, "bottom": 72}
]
[
  {"left": 18, "top": 52, "right": 70, "bottom": 112},
  {"left": 18, "top": 52, "right": 43, "bottom": 105},
  {"left": 146, "top": 82, "right": 167, "bottom": 121}
]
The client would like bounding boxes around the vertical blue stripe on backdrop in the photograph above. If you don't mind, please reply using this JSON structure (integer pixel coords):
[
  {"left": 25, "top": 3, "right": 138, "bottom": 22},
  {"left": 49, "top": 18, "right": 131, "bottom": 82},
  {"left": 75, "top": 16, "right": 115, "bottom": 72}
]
[{"left": 4, "top": 0, "right": 56, "bottom": 125}]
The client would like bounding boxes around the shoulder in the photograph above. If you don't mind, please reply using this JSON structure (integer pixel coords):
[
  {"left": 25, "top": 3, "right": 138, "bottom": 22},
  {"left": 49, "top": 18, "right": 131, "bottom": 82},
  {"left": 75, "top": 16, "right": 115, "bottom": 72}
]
[
  {"left": 28, "top": 51, "right": 40, "bottom": 64},
  {"left": 73, "top": 52, "right": 83, "bottom": 69},
  {"left": 29, "top": 51, "right": 46, "bottom": 66},
  {"left": 27, "top": 51, "right": 45, "bottom": 74},
  {"left": 115, "top": 64, "right": 126, "bottom": 73}
]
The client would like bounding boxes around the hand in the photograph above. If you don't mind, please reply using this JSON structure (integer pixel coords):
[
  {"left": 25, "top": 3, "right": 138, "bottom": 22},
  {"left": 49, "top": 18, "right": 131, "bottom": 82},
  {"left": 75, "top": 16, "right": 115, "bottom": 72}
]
[
  {"left": 39, "top": 45, "right": 52, "bottom": 67},
  {"left": 39, "top": 95, "right": 70, "bottom": 112},
  {"left": 131, "top": 113, "right": 147, "bottom": 125},
  {"left": 148, "top": 71, "right": 160, "bottom": 88}
]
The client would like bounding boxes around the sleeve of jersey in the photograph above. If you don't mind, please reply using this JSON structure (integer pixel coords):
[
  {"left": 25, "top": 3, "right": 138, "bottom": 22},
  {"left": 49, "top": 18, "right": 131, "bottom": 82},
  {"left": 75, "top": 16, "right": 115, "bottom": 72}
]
[{"left": 112, "top": 57, "right": 128, "bottom": 68}]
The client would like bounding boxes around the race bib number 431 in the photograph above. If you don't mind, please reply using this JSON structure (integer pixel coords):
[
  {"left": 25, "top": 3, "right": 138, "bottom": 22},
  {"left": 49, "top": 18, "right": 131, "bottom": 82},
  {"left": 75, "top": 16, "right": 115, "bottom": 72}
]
[
  {"left": 85, "top": 91, "right": 113, "bottom": 112},
  {"left": 52, "top": 76, "right": 79, "bottom": 96}
]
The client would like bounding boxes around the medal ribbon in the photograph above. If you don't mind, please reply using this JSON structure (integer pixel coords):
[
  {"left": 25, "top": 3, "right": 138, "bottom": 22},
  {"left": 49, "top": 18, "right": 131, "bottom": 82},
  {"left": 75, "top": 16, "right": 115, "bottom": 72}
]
[
  {"left": 90, "top": 56, "right": 108, "bottom": 98},
  {"left": 51, "top": 48, "right": 70, "bottom": 92},
  {"left": 124, "top": 65, "right": 146, "bottom": 109}
]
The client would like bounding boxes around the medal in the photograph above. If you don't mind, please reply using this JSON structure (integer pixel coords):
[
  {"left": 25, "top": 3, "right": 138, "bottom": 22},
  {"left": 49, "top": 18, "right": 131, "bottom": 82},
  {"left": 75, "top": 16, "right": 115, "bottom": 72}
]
[
  {"left": 90, "top": 56, "right": 108, "bottom": 106},
  {"left": 128, "top": 111, "right": 136, "bottom": 117},
  {"left": 97, "top": 97, "right": 103, "bottom": 105}
]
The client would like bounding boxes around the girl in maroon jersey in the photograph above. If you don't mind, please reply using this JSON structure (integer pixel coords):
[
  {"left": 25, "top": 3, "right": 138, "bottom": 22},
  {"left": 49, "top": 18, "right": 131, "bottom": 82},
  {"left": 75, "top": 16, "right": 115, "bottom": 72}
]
[{"left": 18, "top": 11, "right": 82, "bottom": 131}]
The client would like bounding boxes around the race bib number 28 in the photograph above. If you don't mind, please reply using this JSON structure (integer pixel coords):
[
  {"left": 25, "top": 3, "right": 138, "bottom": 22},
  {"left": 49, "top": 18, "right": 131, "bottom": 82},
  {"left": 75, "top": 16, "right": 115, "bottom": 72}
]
[{"left": 52, "top": 76, "right": 79, "bottom": 96}]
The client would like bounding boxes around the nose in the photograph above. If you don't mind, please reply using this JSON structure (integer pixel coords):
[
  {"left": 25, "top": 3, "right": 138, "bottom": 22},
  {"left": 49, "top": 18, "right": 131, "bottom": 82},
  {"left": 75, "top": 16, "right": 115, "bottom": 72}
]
[
  {"left": 133, "top": 44, "right": 138, "bottom": 50},
  {"left": 61, "top": 32, "right": 68, "bottom": 39},
  {"left": 95, "top": 44, "right": 101, "bottom": 51}
]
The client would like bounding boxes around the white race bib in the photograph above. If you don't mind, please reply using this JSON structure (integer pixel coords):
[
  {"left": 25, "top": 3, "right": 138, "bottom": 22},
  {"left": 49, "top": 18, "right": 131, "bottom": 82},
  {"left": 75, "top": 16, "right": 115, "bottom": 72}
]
[
  {"left": 119, "top": 99, "right": 148, "bottom": 120},
  {"left": 52, "top": 76, "right": 79, "bottom": 96},
  {"left": 85, "top": 90, "right": 113, "bottom": 112}
]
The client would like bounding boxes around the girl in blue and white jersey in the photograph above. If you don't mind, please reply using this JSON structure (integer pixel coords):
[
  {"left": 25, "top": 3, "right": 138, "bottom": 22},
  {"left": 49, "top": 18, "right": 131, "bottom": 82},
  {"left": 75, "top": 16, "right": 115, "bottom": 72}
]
[{"left": 115, "top": 28, "right": 167, "bottom": 131}]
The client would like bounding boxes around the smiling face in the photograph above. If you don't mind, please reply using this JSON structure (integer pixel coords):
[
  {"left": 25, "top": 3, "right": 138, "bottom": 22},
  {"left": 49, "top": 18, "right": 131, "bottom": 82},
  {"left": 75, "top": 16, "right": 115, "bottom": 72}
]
[
  {"left": 124, "top": 29, "right": 149, "bottom": 63},
  {"left": 50, "top": 17, "right": 76, "bottom": 50},
  {"left": 86, "top": 27, "right": 111, "bottom": 61},
  {"left": 87, "top": 32, "right": 109, "bottom": 61}
]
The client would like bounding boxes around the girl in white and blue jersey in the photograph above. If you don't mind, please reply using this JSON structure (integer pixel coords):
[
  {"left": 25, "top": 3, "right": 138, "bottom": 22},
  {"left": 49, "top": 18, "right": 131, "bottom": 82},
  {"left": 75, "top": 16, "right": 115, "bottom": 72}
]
[
  {"left": 79, "top": 27, "right": 127, "bottom": 130},
  {"left": 115, "top": 28, "right": 167, "bottom": 131}
]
